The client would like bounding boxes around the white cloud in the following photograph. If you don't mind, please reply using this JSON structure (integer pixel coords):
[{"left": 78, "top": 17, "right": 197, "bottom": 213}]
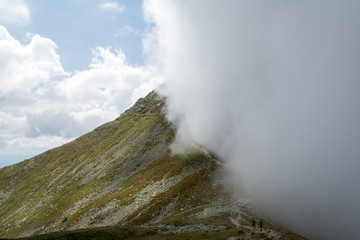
[
  {"left": 144, "top": 0, "right": 360, "bottom": 239},
  {"left": 53, "top": 47, "right": 160, "bottom": 123},
  {"left": 0, "top": 112, "right": 27, "bottom": 138},
  {"left": 0, "top": 26, "right": 160, "bottom": 159},
  {"left": 0, "top": 0, "right": 30, "bottom": 25},
  {"left": 0, "top": 25, "right": 68, "bottom": 155},
  {"left": 0, "top": 26, "right": 66, "bottom": 97},
  {"left": 100, "top": 2, "right": 126, "bottom": 14}
]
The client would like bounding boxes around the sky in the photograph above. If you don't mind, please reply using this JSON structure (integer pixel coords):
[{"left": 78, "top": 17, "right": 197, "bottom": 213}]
[
  {"left": 0, "top": 0, "right": 161, "bottom": 167},
  {"left": 1, "top": 0, "right": 360, "bottom": 239}
]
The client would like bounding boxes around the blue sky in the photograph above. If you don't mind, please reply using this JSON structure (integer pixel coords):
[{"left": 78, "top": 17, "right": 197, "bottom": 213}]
[
  {"left": 0, "top": 0, "right": 160, "bottom": 168},
  {"left": 8, "top": 0, "right": 146, "bottom": 71}
]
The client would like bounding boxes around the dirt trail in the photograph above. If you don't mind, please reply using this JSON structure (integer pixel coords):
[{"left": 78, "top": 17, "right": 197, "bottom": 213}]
[{"left": 229, "top": 216, "right": 283, "bottom": 240}]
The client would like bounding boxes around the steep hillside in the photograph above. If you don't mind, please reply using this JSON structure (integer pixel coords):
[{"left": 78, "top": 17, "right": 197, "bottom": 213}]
[{"left": 0, "top": 91, "right": 306, "bottom": 239}]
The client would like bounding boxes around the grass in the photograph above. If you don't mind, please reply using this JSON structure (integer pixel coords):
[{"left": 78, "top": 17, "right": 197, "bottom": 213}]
[
  {"left": 0, "top": 92, "right": 308, "bottom": 240},
  {"left": 0, "top": 226, "right": 246, "bottom": 240},
  {"left": 120, "top": 155, "right": 224, "bottom": 227},
  {"left": 0, "top": 93, "right": 171, "bottom": 238}
]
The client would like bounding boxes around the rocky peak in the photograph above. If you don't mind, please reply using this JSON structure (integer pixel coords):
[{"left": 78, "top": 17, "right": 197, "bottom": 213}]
[{"left": 121, "top": 91, "right": 163, "bottom": 118}]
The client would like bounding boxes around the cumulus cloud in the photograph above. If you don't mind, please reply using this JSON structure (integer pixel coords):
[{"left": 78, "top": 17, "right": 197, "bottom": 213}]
[
  {"left": 0, "top": 25, "right": 68, "bottom": 157},
  {"left": 43, "top": 46, "right": 161, "bottom": 136},
  {"left": 0, "top": 112, "right": 27, "bottom": 139},
  {"left": 0, "top": 26, "right": 66, "bottom": 98},
  {"left": 0, "top": 26, "right": 160, "bottom": 164},
  {"left": 100, "top": 1, "right": 126, "bottom": 14},
  {"left": 0, "top": 0, "right": 30, "bottom": 25},
  {"left": 144, "top": 0, "right": 360, "bottom": 239}
]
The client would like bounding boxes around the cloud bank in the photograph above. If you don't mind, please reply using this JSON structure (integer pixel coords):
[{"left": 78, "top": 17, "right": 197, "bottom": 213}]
[
  {"left": 144, "top": 0, "right": 360, "bottom": 239},
  {"left": 0, "top": 25, "right": 160, "bottom": 163}
]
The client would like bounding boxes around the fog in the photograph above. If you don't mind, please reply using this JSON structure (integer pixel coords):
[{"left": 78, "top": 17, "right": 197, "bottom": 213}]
[{"left": 143, "top": 1, "right": 360, "bottom": 239}]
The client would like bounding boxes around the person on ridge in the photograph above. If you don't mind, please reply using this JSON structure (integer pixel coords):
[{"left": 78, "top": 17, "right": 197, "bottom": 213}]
[
  {"left": 259, "top": 219, "right": 263, "bottom": 231},
  {"left": 251, "top": 217, "right": 256, "bottom": 229}
]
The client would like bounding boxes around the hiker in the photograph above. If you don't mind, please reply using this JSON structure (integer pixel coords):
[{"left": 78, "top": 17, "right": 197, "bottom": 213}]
[
  {"left": 259, "top": 219, "right": 263, "bottom": 231},
  {"left": 251, "top": 217, "right": 256, "bottom": 229}
]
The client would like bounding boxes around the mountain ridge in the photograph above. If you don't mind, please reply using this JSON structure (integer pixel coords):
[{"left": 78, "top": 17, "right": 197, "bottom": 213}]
[{"left": 0, "top": 91, "right": 306, "bottom": 239}]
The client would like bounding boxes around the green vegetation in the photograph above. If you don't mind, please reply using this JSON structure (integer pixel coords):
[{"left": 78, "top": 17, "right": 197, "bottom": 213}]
[
  {"left": 0, "top": 226, "right": 247, "bottom": 240},
  {"left": 0, "top": 92, "right": 307, "bottom": 240},
  {"left": 0, "top": 92, "right": 173, "bottom": 238},
  {"left": 0, "top": 224, "right": 307, "bottom": 240}
]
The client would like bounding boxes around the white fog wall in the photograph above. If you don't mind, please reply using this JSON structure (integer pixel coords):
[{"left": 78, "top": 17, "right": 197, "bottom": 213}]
[{"left": 143, "top": 1, "right": 360, "bottom": 239}]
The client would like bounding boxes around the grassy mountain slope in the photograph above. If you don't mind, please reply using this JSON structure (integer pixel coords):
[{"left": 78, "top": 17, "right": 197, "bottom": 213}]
[{"left": 0, "top": 91, "right": 306, "bottom": 239}]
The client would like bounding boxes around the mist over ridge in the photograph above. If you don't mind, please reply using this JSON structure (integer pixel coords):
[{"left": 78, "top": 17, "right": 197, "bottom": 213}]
[{"left": 143, "top": 1, "right": 360, "bottom": 239}]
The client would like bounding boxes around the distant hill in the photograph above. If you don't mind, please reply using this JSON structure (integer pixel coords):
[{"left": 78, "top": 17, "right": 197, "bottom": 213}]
[{"left": 0, "top": 91, "right": 306, "bottom": 239}]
